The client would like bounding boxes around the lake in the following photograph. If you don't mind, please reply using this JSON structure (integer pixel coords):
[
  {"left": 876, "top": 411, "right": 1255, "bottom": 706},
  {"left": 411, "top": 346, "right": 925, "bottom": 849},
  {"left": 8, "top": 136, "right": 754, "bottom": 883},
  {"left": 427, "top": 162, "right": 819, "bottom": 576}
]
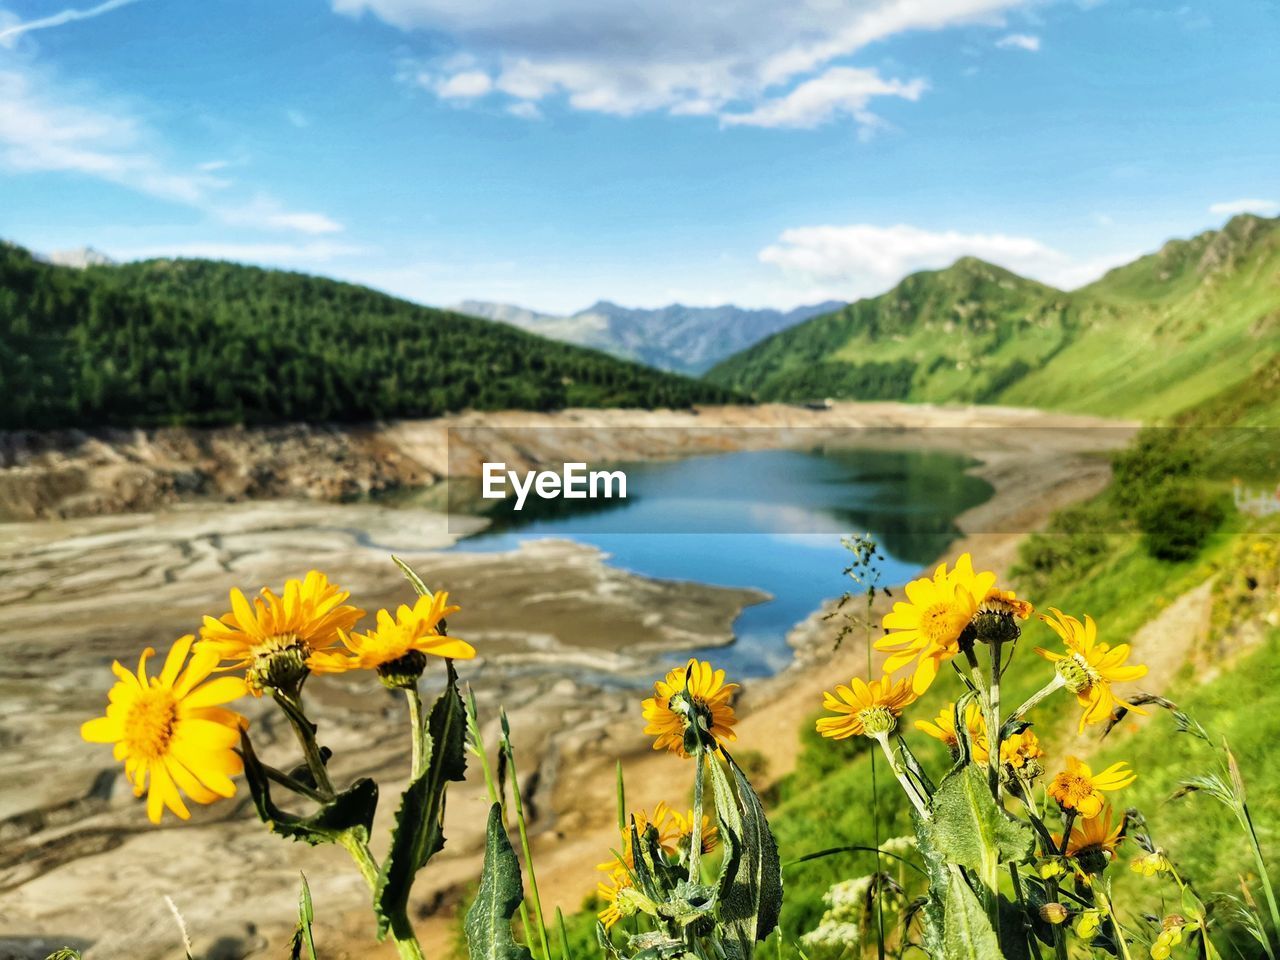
[{"left": 447, "top": 447, "right": 993, "bottom": 677}]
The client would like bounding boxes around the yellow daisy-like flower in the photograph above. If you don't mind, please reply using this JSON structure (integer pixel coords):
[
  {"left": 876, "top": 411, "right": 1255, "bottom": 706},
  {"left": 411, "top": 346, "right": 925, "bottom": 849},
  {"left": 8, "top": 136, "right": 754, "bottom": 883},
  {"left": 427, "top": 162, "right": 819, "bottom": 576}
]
[
  {"left": 309, "top": 591, "right": 474, "bottom": 679},
  {"left": 1035, "top": 608, "right": 1148, "bottom": 732},
  {"left": 597, "top": 870, "right": 631, "bottom": 929},
  {"left": 81, "top": 636, "right": 248, "bottom": 824},
  {"left": 641, "top": 659, "right": 738, "bottom": 758},
  {"left": 915, "top": 701, "right": 989, "bottom": 762},
  {"left": 200, "top": 570, "right": 364, "bottom": 694},
  {"left": 877, "top": 553, "right": 997, "bottom": 695},
  {"left": 596, "top": 802, "right": 679, "bottom": 873},
  {"left": 1053, "top": 804, "right": 1124, "bottom": 861},
  {"left": 816, "top": 675, "right": 918, "bottom": 740},
  {"left": 981, "top": 587, "right": 1035, "bottom": 620},
  {"left": 670, "top": 808, "right": 720, "bottom": 856},
  {"left": 1047, "top": 756, "right": 1136, "bottom": 818},
  {"left": 1000, "top": 729, "right": 1045, "bottom": 771}
]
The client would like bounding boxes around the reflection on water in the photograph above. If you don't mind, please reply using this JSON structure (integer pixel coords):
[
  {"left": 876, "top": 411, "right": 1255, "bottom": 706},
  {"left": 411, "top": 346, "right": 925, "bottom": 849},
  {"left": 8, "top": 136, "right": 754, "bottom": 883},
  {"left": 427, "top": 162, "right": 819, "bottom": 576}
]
[{"left": 447, "top": 448, "right": 992, "bottom": 676}]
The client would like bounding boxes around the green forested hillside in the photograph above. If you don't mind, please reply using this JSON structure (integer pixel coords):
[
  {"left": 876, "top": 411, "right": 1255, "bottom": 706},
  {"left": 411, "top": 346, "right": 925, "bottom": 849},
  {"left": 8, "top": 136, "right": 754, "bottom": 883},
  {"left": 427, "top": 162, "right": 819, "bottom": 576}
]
[
  {"left": 707, "top": 215, "right": 1280, "bottom": 422},
  {"left": 0, "top": 245, "right": 737, "bottom": 430}
]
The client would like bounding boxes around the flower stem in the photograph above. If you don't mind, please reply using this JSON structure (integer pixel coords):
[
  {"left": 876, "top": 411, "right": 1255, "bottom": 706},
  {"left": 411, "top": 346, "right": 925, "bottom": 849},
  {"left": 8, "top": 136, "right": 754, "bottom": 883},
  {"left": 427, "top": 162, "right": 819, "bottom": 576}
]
[
  {"left": 689, "top": 746, "right": 707, "bottom": 882},
  {"left": 1004, "top": 675, "right": 1066, "bottom": 736},
  {"left": 503, "top": 724, "right": 553, "bottom": 960},
  {"left": 404, "top": 686, "right": 427, "bottom": 780},
  {"left": 874, "top": 732, "right": 928, "bottom": 817},
  {"left": 273, "top": 689, "right": 335, "bottom": 800},
  {"left": 987, "top": 640, "right": 1003, "bottom": 799}
]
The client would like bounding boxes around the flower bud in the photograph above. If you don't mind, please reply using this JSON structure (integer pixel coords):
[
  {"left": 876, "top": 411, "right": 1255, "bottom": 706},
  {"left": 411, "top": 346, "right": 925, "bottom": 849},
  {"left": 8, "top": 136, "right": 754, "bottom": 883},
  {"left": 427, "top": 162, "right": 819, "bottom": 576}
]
[
  {"left": 377, "top": 649, "right": 428, "bottom": 689},
  {"left": 857, "top": 706, "right": 898, "bottom": 738},
  {"left": 1039, "top": 903, "right": 1069, "bottom": 925},
  {"left": 247, "top": 641, "right": 309, "bottom": 694}
]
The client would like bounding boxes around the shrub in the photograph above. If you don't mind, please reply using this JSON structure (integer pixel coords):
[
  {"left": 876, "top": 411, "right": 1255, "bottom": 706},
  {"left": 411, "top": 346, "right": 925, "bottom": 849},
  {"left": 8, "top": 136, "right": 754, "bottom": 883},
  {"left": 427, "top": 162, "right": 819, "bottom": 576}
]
[{"left": 1136, "top": 482, "right": 1227, "bottom": 561}]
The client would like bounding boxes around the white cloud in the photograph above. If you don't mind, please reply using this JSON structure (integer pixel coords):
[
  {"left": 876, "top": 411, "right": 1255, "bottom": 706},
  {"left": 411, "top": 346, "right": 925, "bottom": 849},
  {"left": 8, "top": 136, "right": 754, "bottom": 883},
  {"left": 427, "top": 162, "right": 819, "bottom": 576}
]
[
  {"left": 0, "top": 66, "right": 344, "bottom": 234},
  {"left": 220, "top": 198, "right": 344, "bottom": 235},
  {"left": 995, "top": 33, "right": 1040, "bottom": 51},
  {"left": 1208, "top": 198, "right": 1279, "bottom": 217},
  {"left": 0, "top": 0, "right": 140, "bottom": 47},
  {"left": 285, "top": 109, "right": 311, "bottom": 128},
  {"left": 436, "top": 69, "right": 493, "bottom": 99},
  {"left": 758, "top": 223, "right": 1131, "bottom": 293},
  {"left": 720, "top": 66, "right": 925, "bottom": 131},
  {"left": 506, "top": 100, "right": 542, "bottom": 120},
  {"left": 335, "top": 0, "right": 1030, "bottom": 123}
]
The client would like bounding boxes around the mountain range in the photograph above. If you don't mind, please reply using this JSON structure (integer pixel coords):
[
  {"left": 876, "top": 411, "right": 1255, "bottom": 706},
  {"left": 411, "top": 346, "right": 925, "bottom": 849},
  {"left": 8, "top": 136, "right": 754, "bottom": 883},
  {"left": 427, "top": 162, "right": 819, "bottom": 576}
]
[
  {"left": 707, "top": 214, "right": 1280, "bottom": 422},
  {"left": 453, "top": 299, "right": 844, "bottom": 374}
]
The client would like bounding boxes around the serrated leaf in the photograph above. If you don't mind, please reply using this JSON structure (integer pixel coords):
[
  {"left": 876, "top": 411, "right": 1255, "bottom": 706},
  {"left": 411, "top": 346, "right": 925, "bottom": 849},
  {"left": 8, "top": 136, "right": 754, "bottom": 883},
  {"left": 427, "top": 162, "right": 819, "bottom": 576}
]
[
  {"left": 375, "top": 662, "right": 468, "bottom": 939},
  {"left": 943, "top": 869, "right": 1004, "bottom": 960},
  {"left": 708, "top": 752, "right": 783, "bottom": 958},
  {"left": 239, "top": 730, "right": 378, "bottom": 845},
  {"left": 930, "top": 766, "right": 1034, "bottom": 893},
  {"left": 465, "top": 803, "right": 534, "bottom": 960},
  {"left": 912, "top": 810, "right": 949, "bottom": 958}
]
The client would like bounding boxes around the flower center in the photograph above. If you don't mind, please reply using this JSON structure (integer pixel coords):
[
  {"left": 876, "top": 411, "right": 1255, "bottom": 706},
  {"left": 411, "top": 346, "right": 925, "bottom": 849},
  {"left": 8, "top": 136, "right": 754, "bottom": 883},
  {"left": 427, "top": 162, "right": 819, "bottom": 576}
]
[
  {"left": 124, "top": 687, "right": 178, "bottom": 760},
  {"left": 1050, "top": 772, "right": 1095, "bottom": 808},
  {"left": 920, "top": 602, "right": 970, "bottom": 647}
]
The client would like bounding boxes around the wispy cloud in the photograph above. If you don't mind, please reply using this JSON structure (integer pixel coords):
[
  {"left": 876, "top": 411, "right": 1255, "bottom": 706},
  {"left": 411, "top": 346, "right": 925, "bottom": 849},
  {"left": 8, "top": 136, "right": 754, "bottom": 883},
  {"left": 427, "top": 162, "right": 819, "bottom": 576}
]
[
  {"left": 0, "top": 0, "right": 141, "bottom": 47},
  {"left": 996, "top": 33, "right": 1041, "bottom": 51},
  {"left": 0, "top": 66, "right": 344, "bottom": 234},
  {"left": 758, "top": 222, "right": 1133, "bottom": 294},
  {"left": 720, "top": 67, "right": 925, "bottom": 132},
  {"left": 1208, "top": 198, "right": 1279, "bottom": 216},
  {"left": 340, "top": 0, "right": 1030, "bottom": 127}
]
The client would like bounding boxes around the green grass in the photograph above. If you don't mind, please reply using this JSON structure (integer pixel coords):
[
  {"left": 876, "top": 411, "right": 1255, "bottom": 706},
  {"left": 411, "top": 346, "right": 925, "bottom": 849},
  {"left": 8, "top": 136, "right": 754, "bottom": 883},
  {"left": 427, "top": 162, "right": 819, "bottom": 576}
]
[{"left": 707, "top": 214, "right": 1280, "bottom": 424}]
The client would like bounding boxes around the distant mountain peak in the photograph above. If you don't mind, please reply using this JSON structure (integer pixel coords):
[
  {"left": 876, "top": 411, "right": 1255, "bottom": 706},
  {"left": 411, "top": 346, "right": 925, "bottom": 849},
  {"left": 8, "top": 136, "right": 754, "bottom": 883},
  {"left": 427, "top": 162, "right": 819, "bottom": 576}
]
[
  {"left": 49, "top": 246, "right": 116, "bottom": 269},
  {"left": 454, "top": 298, "right": 846, "bottom": 373}
]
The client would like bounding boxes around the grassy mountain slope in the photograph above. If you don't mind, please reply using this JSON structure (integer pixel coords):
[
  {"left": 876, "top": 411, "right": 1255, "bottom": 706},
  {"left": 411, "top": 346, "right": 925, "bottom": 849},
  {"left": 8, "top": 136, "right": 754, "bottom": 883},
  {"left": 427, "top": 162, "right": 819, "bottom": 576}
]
[
  {"left": 706, "top": 258, "right": 1071, "bottom": 403},
  {"left": 1002, "top": 214, "right": 1280, "bottom": 419},
  {"left": 707, "top": 216, "right": 1280, "bottom": 422},
  {"left": 0, "top": 245, "right": 738, "bottom": 430}
]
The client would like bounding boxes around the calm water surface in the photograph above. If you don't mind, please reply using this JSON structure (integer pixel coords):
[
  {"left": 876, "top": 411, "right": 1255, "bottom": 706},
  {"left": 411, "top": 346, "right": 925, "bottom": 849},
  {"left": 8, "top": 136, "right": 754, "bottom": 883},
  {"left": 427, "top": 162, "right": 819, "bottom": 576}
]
[{"left": 448, "top": 448, "right": 992, "bottom": 677}]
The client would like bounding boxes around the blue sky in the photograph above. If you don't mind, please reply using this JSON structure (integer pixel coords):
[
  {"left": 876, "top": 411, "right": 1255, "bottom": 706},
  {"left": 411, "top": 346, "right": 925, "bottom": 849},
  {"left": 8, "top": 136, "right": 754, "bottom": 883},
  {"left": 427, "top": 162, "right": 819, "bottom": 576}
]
[{"left": 1, "top": 0, "right": 1276, "bottom": 313}]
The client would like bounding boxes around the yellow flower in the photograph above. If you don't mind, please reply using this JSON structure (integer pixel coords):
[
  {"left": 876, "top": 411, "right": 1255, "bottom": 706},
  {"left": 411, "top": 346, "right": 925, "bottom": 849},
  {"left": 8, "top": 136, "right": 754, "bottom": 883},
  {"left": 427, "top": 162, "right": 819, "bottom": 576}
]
[
  {"left": 596, "top": 802, "right": 679, "bottom": 873},
  {"left": 981, "top": 587, "right": 1035, "bottom": 620},
  {"left": 915, "top": 701, "right": 989, "bottom": 762},
  {"left": 816, "top": 675, "right": 918, "bottom": 740},
  {"left": 877, "top": 553, "right": 997, "bottom": 694},
  {"left": 309, "top": 591, "right": 474, "bottom": 678},
  {"left": 1035, "top": 608, "right": 1148, "bottom": 732},
  {"left": 670, "top": 808, "right": 720, "bottom": 856},
  {"left": 1131, "top": 851, "right": 1172, "bottom": 878},
  {"left": 597, "top": 870, "right": 631, "bottom": 929},
  {"left": 642, "top": 659, "right": 738, "bottom": 758},
  {"left": 81, "top": 636, "right": 248, "bottom": 824},
  {"left": 1152, "top": 917, "right": 1189, "bottom": 959},
  {"left": 1000, "top": 729, "right": 1045, "bottom": 771},
  {"left": 200, "top": 570, "right": 364, "bottom": 694},
  {"left": 1053, "top": 804, "right": 1124, "bottom": 861},
  {"left": 1048, "top": 756, "right": 1135, "bottom": 818}
]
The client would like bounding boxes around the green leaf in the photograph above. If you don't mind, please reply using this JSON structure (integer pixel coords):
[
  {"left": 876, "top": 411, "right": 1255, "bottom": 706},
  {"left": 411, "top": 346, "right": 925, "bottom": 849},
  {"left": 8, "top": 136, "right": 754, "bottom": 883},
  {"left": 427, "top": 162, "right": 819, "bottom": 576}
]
[
  {"left": 392, "top": 555, "right": 432, "bottom": 596},
  {"left": 465, "top": 803, "right": 534, "bottom": 960},
  {"left": 708, "top": 752, "right": 783, "bottom": 958},
  {"left": 238, "top": 730, "right": 378, "bottom": 845},
  {"left": 290, "top": 873, "right": 318, "bottom": 960},
  {"left": 929, "top": 766, "right": 1034, "bottom": 892},
  {"left": 942, "top": 868, "right": 1004, "bottom": 960},
  {"left": 912, "top": 810, "right": 949, "bottom": 958},
  {"left": 375, "top": 661, "right": 469, "bottom": 940}
]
